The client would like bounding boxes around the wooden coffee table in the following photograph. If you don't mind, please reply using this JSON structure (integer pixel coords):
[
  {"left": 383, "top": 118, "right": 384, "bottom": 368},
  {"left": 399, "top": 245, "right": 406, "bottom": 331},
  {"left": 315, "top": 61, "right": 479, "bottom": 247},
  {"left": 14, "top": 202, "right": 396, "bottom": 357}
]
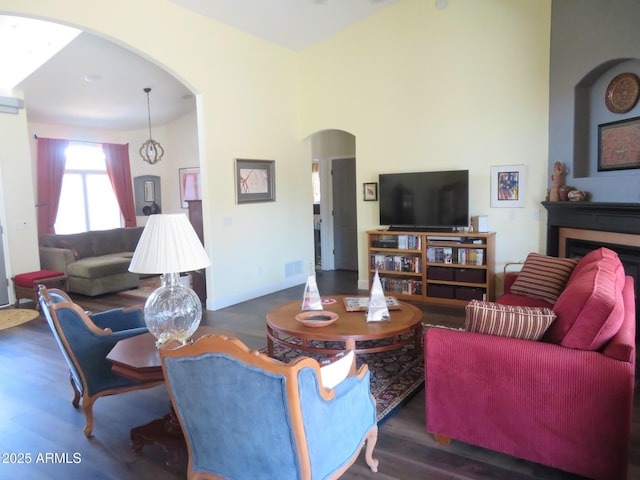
[{"left": 266, "top": 295, "right": 423, "bottom": 356}]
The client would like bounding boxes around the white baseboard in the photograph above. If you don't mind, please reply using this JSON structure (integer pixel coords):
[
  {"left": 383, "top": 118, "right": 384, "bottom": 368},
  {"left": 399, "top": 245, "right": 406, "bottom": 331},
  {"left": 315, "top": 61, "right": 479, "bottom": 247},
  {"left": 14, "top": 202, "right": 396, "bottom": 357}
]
[{"left": 206, "top": 274, "right": 306, "bottom": 311}]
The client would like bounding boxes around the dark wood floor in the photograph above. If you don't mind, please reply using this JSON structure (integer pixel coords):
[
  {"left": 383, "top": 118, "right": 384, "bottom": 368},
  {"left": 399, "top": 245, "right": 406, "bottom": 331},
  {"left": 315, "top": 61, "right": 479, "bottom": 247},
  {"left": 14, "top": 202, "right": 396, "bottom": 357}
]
[{"left": 1, "top": 270, "right": 637, "bottom": 479}]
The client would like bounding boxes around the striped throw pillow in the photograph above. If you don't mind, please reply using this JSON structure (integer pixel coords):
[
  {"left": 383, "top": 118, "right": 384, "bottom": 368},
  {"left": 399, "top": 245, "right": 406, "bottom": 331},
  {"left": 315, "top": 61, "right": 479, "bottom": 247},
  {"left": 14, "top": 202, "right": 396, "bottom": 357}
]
[
  {"left": 510, "top": 253, "right": 579, "bottom": 304},
  {"left": 465, "top": 300, "right": 556, "bottom": 341}
]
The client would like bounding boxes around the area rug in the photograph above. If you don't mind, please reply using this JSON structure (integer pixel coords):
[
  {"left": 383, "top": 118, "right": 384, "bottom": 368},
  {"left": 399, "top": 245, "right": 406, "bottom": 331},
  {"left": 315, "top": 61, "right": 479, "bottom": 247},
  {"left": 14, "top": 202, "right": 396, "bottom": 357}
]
[
  {"left": 423, "top": 323, "right": 464, "bottom": 331},
  {"left": 117, "top": 276, "right": 161, "bottom": 300},
  {"left": 0, "top": 309, "right": 39, "bottom": 331},
  {"left": 265, "top": 338, "right": 424, "bottom": 424}
]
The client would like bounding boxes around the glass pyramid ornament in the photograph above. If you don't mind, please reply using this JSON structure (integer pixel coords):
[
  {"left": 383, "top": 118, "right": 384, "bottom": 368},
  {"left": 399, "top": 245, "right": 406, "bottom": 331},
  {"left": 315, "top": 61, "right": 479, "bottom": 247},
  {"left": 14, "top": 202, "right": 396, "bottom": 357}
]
[
  {"left": 301, "top": 268, "right": 323, "bottom": 311},
  {"left": 367, "top": 270, "right": 391, "bottom": 322}
]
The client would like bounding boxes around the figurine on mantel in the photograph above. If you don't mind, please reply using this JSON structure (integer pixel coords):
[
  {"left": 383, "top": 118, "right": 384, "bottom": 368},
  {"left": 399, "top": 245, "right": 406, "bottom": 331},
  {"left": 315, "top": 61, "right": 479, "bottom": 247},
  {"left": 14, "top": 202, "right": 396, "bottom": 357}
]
[
  {"left": 559, "top": 185, "right": 572, "bottom": 201},
  {"left": 545, "top": 161, "right": 589, "bottom": 201},
  {"left": 548, "top": 161, "right": 566, "bottom": 201},
  {"left": 568, "top": 189, "right": 588, "bottom": 201}
]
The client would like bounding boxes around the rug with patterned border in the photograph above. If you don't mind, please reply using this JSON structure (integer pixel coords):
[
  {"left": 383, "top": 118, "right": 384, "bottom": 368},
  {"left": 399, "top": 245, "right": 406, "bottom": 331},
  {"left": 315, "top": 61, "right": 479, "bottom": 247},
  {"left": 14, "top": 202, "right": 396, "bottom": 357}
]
[{"left": 264, "top": 336, "right": 424, "bottom": 424}]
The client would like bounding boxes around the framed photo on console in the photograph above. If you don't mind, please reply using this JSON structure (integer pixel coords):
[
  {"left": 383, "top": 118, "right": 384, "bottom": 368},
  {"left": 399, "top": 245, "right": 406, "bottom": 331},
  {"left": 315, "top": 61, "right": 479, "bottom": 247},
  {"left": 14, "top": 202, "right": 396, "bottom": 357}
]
[{"left": 490, "top": 165, "right": 525, "bottom": 208}]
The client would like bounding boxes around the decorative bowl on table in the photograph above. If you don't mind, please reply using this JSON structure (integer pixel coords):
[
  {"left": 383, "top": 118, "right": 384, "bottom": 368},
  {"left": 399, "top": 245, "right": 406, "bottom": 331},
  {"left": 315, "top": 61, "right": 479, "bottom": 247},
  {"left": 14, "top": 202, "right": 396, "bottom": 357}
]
[{"left": 295, "top": 310, "right": 339, "bottom": 327}]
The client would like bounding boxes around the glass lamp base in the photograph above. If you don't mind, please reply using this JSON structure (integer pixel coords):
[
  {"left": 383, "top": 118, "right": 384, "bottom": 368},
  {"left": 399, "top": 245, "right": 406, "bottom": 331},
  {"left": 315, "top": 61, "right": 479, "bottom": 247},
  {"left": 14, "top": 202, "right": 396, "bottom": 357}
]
[{"left": 144, "top": 272, "right": 202, "bottom": 347}]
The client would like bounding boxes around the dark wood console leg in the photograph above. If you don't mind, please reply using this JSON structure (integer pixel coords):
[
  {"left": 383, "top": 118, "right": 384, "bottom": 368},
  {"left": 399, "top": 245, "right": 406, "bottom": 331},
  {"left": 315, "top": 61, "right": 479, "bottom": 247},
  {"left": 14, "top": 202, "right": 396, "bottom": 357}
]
[{"left": 130, "top": 413, "right": 187, "bottom": 468}]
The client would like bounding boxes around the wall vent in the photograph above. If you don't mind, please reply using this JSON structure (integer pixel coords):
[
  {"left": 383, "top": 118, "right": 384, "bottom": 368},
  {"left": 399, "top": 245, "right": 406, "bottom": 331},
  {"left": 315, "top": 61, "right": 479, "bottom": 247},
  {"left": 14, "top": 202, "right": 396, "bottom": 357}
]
[{"left": 284, "top": 260, "right": 304, "bottom": 277}]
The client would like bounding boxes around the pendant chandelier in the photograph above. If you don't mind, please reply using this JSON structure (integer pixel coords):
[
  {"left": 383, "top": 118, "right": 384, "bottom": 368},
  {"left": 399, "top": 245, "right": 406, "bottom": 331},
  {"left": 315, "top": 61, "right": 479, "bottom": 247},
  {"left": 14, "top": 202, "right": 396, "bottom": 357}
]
[{"left": 140, "top": 87, "right": 164, "bottom": 165}]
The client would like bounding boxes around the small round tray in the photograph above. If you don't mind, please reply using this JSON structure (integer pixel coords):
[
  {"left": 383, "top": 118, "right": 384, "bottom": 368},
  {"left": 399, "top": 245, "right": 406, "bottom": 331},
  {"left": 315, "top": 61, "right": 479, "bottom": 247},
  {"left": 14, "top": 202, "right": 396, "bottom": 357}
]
[{"left": 295, "top": 310, "right": 338, "bottom": 327}]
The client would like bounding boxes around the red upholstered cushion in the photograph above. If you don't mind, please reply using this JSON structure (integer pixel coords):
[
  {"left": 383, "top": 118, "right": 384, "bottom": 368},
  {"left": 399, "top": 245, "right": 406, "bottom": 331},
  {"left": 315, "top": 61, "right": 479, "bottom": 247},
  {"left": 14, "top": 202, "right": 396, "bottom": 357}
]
[
  {"left": 14, "top": 270, "right": 66, "bottom": 287},
  {"left": 546, "top": 248, "right": 626, "bottom": 350},
  {"left": 496, "top": 293, "right": 554, "bottom": 309}
]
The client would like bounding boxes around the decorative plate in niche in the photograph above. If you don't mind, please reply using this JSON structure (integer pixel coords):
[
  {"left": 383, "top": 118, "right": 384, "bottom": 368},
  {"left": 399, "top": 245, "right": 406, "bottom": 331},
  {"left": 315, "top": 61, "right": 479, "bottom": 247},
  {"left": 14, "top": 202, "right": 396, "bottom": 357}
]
[{"left": 605, "top": 73, "right": 640, "bottom": 114}]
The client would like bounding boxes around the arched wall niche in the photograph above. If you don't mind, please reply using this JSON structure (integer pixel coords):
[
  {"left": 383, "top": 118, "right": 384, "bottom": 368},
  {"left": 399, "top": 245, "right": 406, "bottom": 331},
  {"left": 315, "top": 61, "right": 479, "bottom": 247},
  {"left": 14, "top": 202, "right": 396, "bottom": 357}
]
[{"left": 573, "top": 58, "right": 640, "bottom": 178}]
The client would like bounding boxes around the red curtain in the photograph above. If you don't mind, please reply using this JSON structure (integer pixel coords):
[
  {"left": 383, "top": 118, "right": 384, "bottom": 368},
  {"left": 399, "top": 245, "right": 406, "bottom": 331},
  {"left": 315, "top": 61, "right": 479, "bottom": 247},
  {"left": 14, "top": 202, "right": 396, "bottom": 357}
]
[
  {"left": 103, "top": 143, "right": 137, "bottom": 228},
  {"left": 36, "top": 138, "right": 69, "bottom": 236}
]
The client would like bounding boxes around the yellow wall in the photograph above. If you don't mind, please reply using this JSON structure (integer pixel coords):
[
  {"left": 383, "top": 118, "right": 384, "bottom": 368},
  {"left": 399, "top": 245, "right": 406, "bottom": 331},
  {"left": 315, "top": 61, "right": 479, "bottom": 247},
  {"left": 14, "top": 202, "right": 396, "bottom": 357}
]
[
  {"left": 0, "top": 100, "right": 40, "bottom": 279},
  {"left": 299, "top": 0, "right": 551, "bottom": 290},
  {"left": 0, "top": 0, "right": 311, "bottom": 308},
  {"left": 0, "top": 0, "right": 552, "bottom": 305}
]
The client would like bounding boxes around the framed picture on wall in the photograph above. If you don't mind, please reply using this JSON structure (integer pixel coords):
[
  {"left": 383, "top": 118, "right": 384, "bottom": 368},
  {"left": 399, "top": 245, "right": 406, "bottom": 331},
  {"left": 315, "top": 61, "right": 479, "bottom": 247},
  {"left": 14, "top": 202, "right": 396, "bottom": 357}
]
[
  {"left": 235, "top": 159, "right": 275, "bottom": 203},
  {"left": 490, "top": 165, "right": 525, "bottom": 208},
  {"left": 179, "top": 167, "right": 201, "bottom": 208},
  {"left": 598, "top": 116, "right": 640, "bottom": 171},
  {"left": 363, "top": 182, "right": 378, "bottom": 201}
]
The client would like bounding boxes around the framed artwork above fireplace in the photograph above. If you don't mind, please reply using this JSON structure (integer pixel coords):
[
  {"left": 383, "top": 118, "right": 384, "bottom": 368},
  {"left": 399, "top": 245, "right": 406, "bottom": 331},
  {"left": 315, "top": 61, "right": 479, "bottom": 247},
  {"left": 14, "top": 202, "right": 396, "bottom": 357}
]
[{"left": 598, "top": 116, "right": 640, "bottom": 171}]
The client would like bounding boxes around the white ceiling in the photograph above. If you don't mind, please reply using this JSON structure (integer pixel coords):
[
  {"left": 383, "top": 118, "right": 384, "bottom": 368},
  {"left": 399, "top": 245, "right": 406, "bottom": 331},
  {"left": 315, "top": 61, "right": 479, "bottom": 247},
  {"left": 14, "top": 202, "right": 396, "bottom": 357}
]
[
  {"left": 10, "top": 0, "right": 400, "bottom": 131},
  {"left": 168, "top": 0, "right": 399, "bottom": 52},
  {"left": 17, "top": 32, "right": 196, "bottom": 131}
]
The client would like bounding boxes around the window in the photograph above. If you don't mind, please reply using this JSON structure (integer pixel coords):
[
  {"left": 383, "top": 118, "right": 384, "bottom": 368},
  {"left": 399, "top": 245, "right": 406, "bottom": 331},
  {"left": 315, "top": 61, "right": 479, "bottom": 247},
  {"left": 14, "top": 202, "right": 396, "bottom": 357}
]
[
  {"left": 312, "top": 161, "right": 321, "bottom": 204},
  {"left": 54, "top": 143, "right": 122, "bottom": 234}
]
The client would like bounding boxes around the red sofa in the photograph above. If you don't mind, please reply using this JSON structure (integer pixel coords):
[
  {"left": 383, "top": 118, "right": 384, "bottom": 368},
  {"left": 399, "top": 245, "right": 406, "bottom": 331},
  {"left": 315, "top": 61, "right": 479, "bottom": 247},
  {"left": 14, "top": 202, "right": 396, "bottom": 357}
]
[{"left": 425, "top": 247, "right": 635, "bottom": 480}]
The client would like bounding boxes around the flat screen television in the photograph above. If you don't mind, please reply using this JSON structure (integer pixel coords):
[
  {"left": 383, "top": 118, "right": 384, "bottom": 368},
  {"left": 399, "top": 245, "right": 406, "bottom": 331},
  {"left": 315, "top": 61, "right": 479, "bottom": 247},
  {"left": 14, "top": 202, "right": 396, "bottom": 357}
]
[{"left": 378, "top": 169, "right": 469, "bottom": 231}]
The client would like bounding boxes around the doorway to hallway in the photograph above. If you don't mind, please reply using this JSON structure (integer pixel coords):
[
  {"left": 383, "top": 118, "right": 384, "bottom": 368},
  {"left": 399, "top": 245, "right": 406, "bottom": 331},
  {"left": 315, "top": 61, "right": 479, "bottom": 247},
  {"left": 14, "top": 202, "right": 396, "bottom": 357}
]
[{"left": 309, "top": 129, "right": 357, "bottom": 273}]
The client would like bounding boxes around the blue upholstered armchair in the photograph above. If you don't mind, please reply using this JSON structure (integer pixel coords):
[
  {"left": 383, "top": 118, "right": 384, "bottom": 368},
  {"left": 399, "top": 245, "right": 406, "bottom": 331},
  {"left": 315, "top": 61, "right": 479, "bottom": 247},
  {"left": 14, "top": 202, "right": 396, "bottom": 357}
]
[
  {"left": 160, "top": 335, "right": 379, "bottom": 480},
  {"left": 37, "top": 285, "right": 163, "bottom": 437}
]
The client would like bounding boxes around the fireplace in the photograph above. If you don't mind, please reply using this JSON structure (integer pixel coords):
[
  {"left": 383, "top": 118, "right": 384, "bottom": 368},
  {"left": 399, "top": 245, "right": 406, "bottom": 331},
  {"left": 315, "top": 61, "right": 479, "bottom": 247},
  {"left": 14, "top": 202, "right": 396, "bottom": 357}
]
[
  {"left": 542, "top": 202, "right": 640, "bottom": 256},
  {"left": 543, "top": 202, "right": 640, "bottom": 335}
]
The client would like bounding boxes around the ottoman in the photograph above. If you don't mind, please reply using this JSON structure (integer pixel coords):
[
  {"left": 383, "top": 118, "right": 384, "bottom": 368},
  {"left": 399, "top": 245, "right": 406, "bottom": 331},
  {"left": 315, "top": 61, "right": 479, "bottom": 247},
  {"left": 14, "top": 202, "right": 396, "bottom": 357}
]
[{"left": 13, "top": 270, "right": 68, "bottom": 309}]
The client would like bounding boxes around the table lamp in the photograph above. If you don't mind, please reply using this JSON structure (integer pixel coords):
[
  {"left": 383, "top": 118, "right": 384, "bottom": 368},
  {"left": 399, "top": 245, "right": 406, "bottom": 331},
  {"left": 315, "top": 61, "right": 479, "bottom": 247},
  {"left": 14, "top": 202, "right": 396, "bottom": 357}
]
[{"left": 129, "top": 214, "right": 210, "bottom": 347}]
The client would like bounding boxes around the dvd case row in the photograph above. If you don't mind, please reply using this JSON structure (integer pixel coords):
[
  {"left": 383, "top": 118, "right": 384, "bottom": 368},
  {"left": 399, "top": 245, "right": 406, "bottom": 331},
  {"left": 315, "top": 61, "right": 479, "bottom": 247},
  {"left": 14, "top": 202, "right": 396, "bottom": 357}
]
[
  {"left": 426, "top": 247, "right": 484, "bottom": 265},
  {"left": 396, "top": 234, "right": 422, "bottom": 250},
  {"left": 379, "top": 277, "right": 423, "bottom": 295},
  {"left": 370, "top": 254, "right": 422, "bottom": 273}
]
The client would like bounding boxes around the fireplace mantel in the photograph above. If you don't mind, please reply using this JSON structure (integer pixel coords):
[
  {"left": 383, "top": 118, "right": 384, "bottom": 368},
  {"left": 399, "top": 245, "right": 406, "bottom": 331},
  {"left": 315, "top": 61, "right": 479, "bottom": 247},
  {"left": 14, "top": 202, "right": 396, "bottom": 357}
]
[
  {"left": 543, "top": 202, "right": 640, "bottom": 338},
  {"left": 542, "top": 202, "right": 640, "bottom": 256}
]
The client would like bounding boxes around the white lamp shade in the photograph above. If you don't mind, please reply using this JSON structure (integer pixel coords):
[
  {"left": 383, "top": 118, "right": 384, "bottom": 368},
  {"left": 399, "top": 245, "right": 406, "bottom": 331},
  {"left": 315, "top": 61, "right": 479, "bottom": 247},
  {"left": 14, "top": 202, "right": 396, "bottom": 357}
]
[{"left": 129, "top": 214, "right": 210, "bottom": 274}]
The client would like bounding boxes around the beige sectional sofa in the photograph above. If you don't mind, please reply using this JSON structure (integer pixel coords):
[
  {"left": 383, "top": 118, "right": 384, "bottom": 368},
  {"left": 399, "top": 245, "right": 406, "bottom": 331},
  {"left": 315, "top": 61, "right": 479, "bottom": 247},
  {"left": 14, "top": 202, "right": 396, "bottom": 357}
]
[{"left": 39, "top": 227, "right": 144, "bottom": 296}]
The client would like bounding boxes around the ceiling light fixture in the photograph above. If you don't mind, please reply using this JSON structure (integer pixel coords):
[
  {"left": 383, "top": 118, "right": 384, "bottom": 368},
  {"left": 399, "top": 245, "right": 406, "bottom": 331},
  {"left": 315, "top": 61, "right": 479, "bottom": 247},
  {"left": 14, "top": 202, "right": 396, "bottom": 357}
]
[{"left": 140, "top": 87, "right": 164, "bottom": 164}]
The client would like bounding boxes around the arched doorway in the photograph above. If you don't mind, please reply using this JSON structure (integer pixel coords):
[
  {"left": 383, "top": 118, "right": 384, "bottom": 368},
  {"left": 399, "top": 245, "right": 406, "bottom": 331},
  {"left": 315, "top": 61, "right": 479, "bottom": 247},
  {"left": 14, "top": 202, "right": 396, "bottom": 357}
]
[
  {"left": 2, "top": 15, "right": 201, "bottom": 303},
  {"left": 309, "top": 129, "right": 357, "bottom": 271}
]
